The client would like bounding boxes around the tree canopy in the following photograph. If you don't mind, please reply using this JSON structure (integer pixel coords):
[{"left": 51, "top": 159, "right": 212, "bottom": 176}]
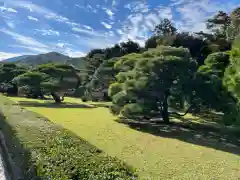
[
  {"left": 14, "top": 63, "right": 80, "bottom": 103},
  {"left": 109, "top": 46, "right": 197, "bottom": 123}
]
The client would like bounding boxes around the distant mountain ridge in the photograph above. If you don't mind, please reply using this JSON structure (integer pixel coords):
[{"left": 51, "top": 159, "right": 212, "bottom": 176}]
[
  {"left": 3, "top": 52, "right": 71, "bottom": 67},
  {"left": 3, "top": 55, "right": 32, "bottom": 62},
  {"left": 3, "top": 52, "right": 86, "bottom": 69}
]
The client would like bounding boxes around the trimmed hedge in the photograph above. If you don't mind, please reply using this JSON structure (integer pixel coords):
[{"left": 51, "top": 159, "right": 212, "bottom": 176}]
[{"left": 0, "top": 95, "right": 137, "bottom": 180}]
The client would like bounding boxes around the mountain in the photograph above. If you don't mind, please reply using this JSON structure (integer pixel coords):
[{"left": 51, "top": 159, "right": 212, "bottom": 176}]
[
  {"left": 3, "top": 55, "right": 32, "bottom": 62},
  {"left": 14, "top": 52, "right": 71, "bottom": 67},
  {"left": 3, "top": 52, "right": 86, "bottom": 70}
]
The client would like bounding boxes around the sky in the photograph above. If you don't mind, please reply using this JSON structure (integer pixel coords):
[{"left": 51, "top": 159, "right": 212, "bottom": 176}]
[{"left": 0, "top": 0, "right": 239, "bottom": 60}]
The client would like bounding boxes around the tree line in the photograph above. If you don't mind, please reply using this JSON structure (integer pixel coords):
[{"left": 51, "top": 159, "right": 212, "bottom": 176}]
[{"left": 0, "top": 7, "right": 240, "bottom": 125}]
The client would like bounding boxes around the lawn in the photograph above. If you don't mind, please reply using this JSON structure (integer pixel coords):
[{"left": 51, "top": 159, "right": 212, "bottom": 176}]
[
  {"left": 0, "top": 95, "right": 136, "bottom": 179},
  {"left": 9, "top": 96, "right": 240, "bottom": 180}
]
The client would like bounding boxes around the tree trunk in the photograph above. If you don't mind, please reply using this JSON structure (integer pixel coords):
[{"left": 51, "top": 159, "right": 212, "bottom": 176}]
[
  {"left": 162, "top": 96, "right": 170, "bottom": 123},
  {"left": 51, "top": 92, "right": 62, "bottom": 103}
]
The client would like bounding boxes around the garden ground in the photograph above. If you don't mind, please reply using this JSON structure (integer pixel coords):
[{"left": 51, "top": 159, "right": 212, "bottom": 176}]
[{"left": 9, "top": 96, "right": 240, "bottom": 180}]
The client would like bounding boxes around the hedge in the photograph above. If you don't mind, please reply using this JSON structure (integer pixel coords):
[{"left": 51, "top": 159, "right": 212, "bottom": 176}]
[{"left": 0, "top": 95, "right": 137, "bottom": 179}]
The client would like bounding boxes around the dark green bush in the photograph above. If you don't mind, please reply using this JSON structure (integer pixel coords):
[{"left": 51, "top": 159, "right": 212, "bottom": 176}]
[{"left": 36, "top": 132, "right": 137, "bottom": 180}]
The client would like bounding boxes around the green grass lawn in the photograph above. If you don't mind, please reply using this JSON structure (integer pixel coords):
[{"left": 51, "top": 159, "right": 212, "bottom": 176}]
[{"left": 9, "top": 96, "right": 240, "bottom": 180}]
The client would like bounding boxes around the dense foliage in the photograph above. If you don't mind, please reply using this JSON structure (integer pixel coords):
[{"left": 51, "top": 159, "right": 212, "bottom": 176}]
[
  {"left": 0, "top": 63, "right": 27, "bottom": 95},
  {"left": 13, "top": 63, "right": 80, "bottom": 103},
  {"left": 108, "top": 46, "right": 196, "bottom": 123}
]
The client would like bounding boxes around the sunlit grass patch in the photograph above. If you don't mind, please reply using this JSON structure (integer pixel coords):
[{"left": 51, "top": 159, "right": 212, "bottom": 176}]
[{"left": 9, "top": 96, "right": 240, "bottom": 180}]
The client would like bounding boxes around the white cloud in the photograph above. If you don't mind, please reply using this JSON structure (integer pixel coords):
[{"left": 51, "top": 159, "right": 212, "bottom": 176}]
[
  {"left": 119, "top": 5, "right": 173, "bottom": 46},
  {"left": 27, "top": 16, "right": 38, "bottom": 21},
  {"left": 103, "top": 7, "right": 114, "bottom": 16},
  {"left": 5, "top": 20, "right": 15, "bottom": 28},
  {"left": 56, "top": 43, "right": 65, "bottom": 48},
  {"left": 54, "top": 42, "right": 86, "bottom": 57},
  {"left": 64, "top": 49, "right": 86, "bottom": 57},
  {"left": 10, "top": 45, "right": 49, "bottom": 53},
  {"left": 116, "top": 29, "right": 124, "bottom": 35},
  {"left": 124, "top": 1, "right": 149, "bottom": 13},
  {"left": 35, "top": 29, "right": 60, "bottom": 36},
  {"left": 87, "top": 5, "right": 98, "bottom": 13},
  {"left": 173, "top": 0, "right": 240, "bottom": 32},
  {"left": 72, "top": 27, "right": 105, "bottom": 37},
  {"left": 0, "top": 28, "right": 48, "bottom": 49},
  {"left": 83, "top": 25, "right": 93, "bottom": 30},
  {"left": 101, "top": 22, "right": 112, "bottom": 29},
  {"left": 112, "top": 0, "right": 118, "bottom": 7},
  {"left": 0, "top": 6, "right": 17, "bottom": 13},
  {"left": 2, "top": 0, "right": 70, "bottom": 23},
  {"left": 0, "top": 52, "right": 22, "bottom": 61},
  {"left": 45, "top": 13, "right": 69, "bottom": 22}
]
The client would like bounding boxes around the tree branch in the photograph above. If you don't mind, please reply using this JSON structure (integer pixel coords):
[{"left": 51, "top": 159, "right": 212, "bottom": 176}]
[{"left": 170, "top": 105, "right": 193, "bottom": 116}]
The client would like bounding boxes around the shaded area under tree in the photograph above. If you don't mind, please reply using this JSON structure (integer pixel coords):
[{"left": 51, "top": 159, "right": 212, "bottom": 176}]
[{"left": 116, "top": 116, "right": 240, "bottom": 156}]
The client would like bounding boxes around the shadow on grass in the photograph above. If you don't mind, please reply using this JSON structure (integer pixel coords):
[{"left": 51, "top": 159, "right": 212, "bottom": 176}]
[
  {"left": 117, "top": 117, "right": 240, "bottom": 156},
  {"left": 17, "top": 101, "right": 96, "bottom": 109},
  {"left": 89, "top": 103, "right": 111, "bottom": 108}
]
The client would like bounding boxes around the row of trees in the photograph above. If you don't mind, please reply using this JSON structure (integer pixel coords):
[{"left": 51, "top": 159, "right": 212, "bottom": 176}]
[
  {"left": 83, "top": 8, "right": 240, "bottom": 101},
  {"left": 0, "top": 63, "right": 80, "bottom": 103},
  {"left": 83, "top": 7, "right": 240, "bottom": 125}
]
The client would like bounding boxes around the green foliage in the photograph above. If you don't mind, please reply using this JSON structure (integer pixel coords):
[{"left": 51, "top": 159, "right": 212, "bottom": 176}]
[
  {"left": 0, "top": 63, "right": 27, "bottom": 83},
  {"left": 203, "top": 52, "right": 230, "bottom": 77},
  {"left": 207, "top": 11, "right": 231, "bottom": 38},
  {"left": 154, "top": 19, "right": 177, "bottom": 36},
  {"left": 14, "top": 64, "right": 80, "bottom": 102},
  {"left": 145, "top": 36, "right": 158, "bottom": 49},
  {"left": 108, "top": 82, "right": 122, "bottom": 97},
  {"left": 109, "top": 46, "right": 196, "bottom": 122},
  {"left": 84, "top": 58, "right": 118, "bottom": 101},
  {"left": 82, "top": 40, "right": 141, "bottom": 101},
  {"left": 227, "top": 7, "right": 240, "bottom": 41},
  {"left": 120, "top": 103, "right": 143, "bottom": 119},
  {"left": 37, "top": 133, "right": 136, "bottom": 179},
  {"left": 194, "top": 51, "right": 238, "bottom": 125},
  {"left": 0, "top": 63, "right": 27, "bottom": 95},
  {"left": 224, "top": 38, "right": 240, "bottom": 106}
]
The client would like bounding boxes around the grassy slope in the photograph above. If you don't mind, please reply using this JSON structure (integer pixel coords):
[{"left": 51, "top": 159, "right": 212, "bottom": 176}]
[
  {"left": 0, "top": 95, "right": 136, "bottom": 179},
  {"left": 10, "top": 96, "right": 240, "bottom": 180}
]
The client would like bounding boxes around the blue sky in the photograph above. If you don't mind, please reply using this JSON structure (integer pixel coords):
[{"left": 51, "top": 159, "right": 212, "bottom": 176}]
[{"left": 0, "top": 0, "right": 239, "bottom": 60}]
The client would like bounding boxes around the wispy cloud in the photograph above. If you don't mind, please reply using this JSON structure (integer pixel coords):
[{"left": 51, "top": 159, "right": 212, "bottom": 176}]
[
  {"left": 112, "top": 0, "right": 118, "bottom": 7},
  {"left": 83, "top": 25, "right": 93, "bottom": 30},
  {"left": 0, "top": 52, "right": 22, "bottom": 61},
  {"left": 10, "top": 45, "right": 49, "bottom": 53},
  {"left": 64, "top": 48, "right": 86, "bottom": 57},
  {"left": 27, "top": 16, "right": 38, "bottom": 21},
  {"left": 119, "top": 5, "right": 174, "bottom": 46},
  {"left": 72, "top": 27, "right": 105, "bottom": 37},
  {"left": 101, "top": 22, "right": 112, "bottom": 29},
  {"left": 173, "top": 0, "right": 239, "bottom": 32},
  {"left": 0, "top": 6, "right": 17, "bottom": 13},
  {"left": 35, "top": 29, "right": 60, "bottom": 36},
  {"left": 2, "top": 0, "right": 70, "bottom": 23},
  {"left": 102, "top": 7, "right": 114, "bottom": 18},
  {"left": 0, "top": 28, "right": 48, "bottom": 51},
  {"left": 5, "top": 20, "right": 15, "bottom": 28},
  {"left": 124, "top": 1, "right": 149, "bottom": 13}
]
